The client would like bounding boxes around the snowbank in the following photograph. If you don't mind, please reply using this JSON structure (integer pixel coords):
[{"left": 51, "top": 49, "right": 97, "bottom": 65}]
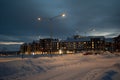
[{"left": 0, "top": 53, "right": 120, "bottom": 80}]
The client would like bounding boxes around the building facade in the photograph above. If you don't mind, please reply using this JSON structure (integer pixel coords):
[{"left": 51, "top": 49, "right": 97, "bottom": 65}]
[
  {"left": 105, "top": 38, "right": 114, "bottom": 52},
  {"left": 20, "top": 38, "right": 60, "bottom": 54},
  {"left": 60, "top": 36, "right": 105, "bottom": 53},
  {"left": 20, "top": 35, "right": 119, "bottom": 54},
  {"left": 114, "top": 35, "right": 120, "bottom": 52}
]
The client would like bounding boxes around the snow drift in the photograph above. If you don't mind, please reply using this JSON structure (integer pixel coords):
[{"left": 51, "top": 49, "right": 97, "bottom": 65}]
[{"left": 0, "top": 53, "right": 120, "bottom": 80}]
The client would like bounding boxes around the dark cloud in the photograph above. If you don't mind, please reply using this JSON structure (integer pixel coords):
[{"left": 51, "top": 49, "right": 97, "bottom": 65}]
[{"left": 0, "top": 0, "right": 120, "bottom": 50}]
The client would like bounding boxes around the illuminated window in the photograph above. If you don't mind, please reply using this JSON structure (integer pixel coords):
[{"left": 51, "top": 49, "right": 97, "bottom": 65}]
[{"left": 84, "top": 42, "right": 86, "bottom": 44}]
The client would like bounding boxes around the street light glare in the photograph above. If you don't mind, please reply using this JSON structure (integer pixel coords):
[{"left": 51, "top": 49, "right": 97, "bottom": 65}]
[
  {"left": 62, "top": 13, "right": 66, "bottom": 17},
  {"left": 38, "top": 18, "right": 41, "bottom": 21}
]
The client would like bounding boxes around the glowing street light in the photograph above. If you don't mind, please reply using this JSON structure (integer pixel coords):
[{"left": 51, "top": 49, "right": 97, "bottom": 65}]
[
  {"left": 59, "top": 49, "right": 63, "bottom": 54},
  {"left": 37, "top": 18, "right": 41, "bottom": 21},
  {"left": 37, "top": 13, "right": 66, "bottom": 54},
  {"left": 37, "top": 13, "right": 66, "bottom": 21},
  {"left": 61, "top": 13, "right": 66, "bottom": 17},
  {"left": 37, "top": 13, "right": 66, "bottom": 38}
]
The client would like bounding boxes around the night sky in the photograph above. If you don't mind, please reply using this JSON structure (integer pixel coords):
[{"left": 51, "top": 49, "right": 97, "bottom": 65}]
[{"left": 0, "top": 0, "right": 120, "bottom": 51}]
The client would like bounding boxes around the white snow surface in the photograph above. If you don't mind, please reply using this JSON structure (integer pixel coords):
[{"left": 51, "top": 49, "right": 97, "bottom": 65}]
[{"left": 0, "top": 53, "right": 120, "bottom": 80}]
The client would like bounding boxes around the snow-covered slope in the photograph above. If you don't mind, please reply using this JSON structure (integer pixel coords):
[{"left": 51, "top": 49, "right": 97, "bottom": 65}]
[{"left": 0, "top": 53, "right": 120, "bottom": 80}]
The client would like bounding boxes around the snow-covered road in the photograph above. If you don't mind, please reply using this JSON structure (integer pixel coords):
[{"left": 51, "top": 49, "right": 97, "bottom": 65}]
[{"left": 0, "top": 53, "right": 120, "bottom": 80}]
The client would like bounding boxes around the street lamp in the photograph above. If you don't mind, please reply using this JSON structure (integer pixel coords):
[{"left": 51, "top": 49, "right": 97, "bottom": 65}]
[
  {"left": 38, "top": 13, "right": 66, "bottom": 21},
  {"left": 37, "top": 13, "right": 66, "bottom": 54},
  {"left": 37, "top": 18, "right": 41, "bottom": 21},
  {"left": 61, "top": 13, "right": 66, "bottom": 17}
]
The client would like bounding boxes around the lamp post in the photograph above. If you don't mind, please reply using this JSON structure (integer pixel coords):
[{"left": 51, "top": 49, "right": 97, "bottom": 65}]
[{"left": 37, "top": 13, "right": 66, "bottom": 54}]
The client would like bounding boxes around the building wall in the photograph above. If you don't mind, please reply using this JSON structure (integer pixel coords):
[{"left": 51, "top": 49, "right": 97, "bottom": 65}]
[
  {"left": 114, "top": 35, "right": 120, "bottom": 52},
  {"left": 20, "top": 35, "right": 119, "bottom": 54}
]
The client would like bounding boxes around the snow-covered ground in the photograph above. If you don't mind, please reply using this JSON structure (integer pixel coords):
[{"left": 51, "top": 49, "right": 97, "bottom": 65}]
[{"left": 0, "top": 53, "right": 120, "bottom": 80}]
